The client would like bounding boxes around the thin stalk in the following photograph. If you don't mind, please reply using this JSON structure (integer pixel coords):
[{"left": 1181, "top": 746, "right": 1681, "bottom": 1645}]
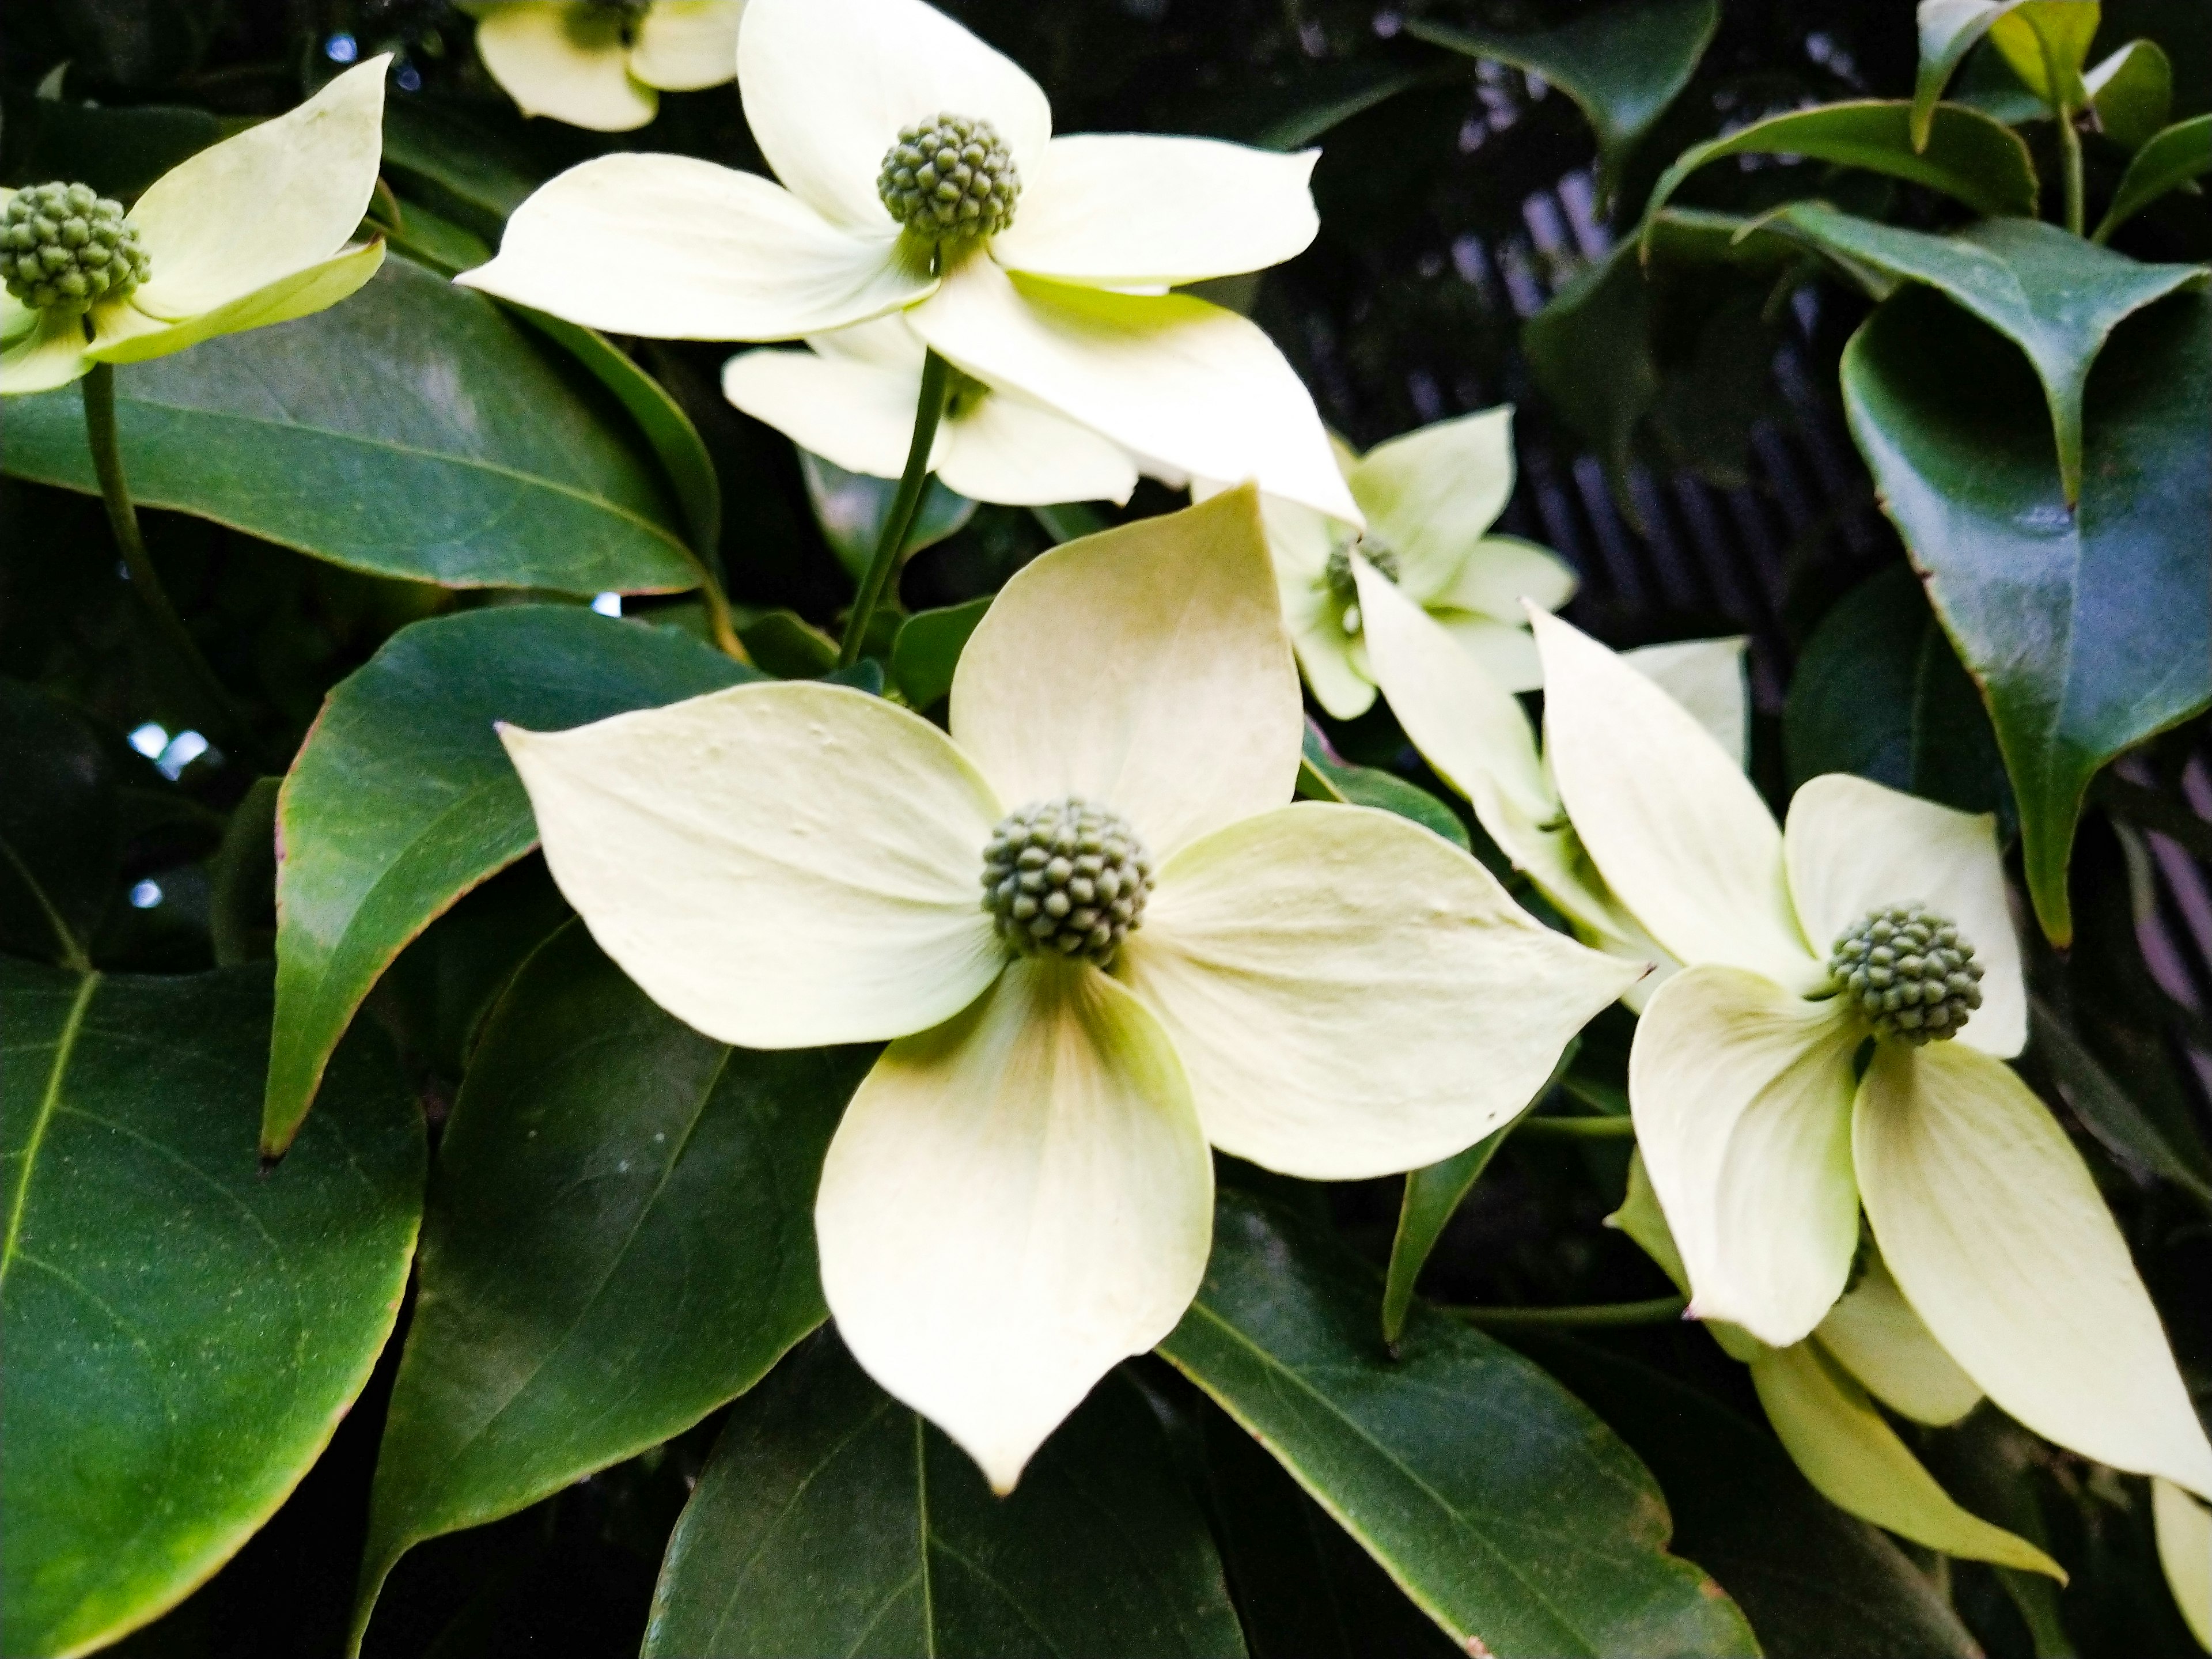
[
  {"left": 2058, "top": 106, "right": 2086, "bottom": 236},
  {"left": 838, "top": 349, "right": 952, "bottom": 669},
  {"left": 81, "top": 363, "right": 249, "bottom": 749},
  {"left": 691, "top": 565, "right": 750, "bottom": 663},
  {"left": 1446, "top": 1294, "right": 1688, "bottom": 1330},
  {"left": 1514, "top": 1113, "right": 1638, "bottom": 1140}
]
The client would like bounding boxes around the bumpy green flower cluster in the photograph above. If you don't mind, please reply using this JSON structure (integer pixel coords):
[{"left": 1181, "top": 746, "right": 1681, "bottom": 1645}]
[
  {"left": 1828, "top": 903, "right": 1984, "bottom": 1044},
  {"left": 2, "top": 183, "right": 150, "bottom": 315},
  {"left": 980, "top": 796, "right": 1153, "bottom": 966},
  {"left": 878, "top": 113, "right": 1020, "bottom": 238},
  {"left": 1323, "top": 541, "right": 1399, "bottom": 609}
]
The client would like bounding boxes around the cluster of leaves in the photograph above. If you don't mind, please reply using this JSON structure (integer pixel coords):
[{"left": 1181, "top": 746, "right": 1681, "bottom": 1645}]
[{"left": 2, "top": 2, "right": 2209, "bottom": 1657}]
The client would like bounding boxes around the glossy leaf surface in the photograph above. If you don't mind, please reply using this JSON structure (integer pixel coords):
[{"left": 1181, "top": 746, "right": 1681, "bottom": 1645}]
[
  {"left": 891, "top": 596, "right": 993, "bottom": 710},
  {"left": 3, "top": 961, "right": 422, "bottom": 1658},
  {"left": 355, "top": 926, "right": 871, "bottom": 1647},
  {"left": 1840, "top": 286, "right": 2211, "bottom": 944},
  {"left": 1157, "top": 1190, "right": 1759, "bottom": 1658},
  {"left": 2095, "top": 113, "right": 2212, "bottom": 241},
  {"left": 266, "top": 605, "right": 754, "bottom": 1154},
  {"left": 0, "top": 257, "right": 703, "bottom": 596},
  {"left": 643, "top": 1332, "right": 1247, "bottom": 1657},
  {"left": 1296, "top": 725, "right": 1471, "bottom": 853}
]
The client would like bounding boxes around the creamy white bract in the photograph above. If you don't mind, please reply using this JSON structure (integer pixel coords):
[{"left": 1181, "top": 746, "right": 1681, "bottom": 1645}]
[
  {"left": 497, "top": 488, "right": 1635, "bottom": 1490},
  {"left": 456, "top": 0, "right": 1357, "bottom": 521},
  {"left": 0, "top": 59, "right": 389, "bottom": 396},
  {"left": 466, "top": 2, "right": 744, "bottom": 132},
  {"left": 1532, "top": 605, "right": 2212, "bottom": 1501}
]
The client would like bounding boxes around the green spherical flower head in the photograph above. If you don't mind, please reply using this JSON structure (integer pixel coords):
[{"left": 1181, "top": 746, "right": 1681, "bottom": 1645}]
[
  {"left": 1828, "top": 902, "right": 1985, "bottom": 1045},
  {"left": 1324, "top": 541, "right": 1398, "bottom": 631},
  {"left": 878, "top": 113, "right": 1020, "bottom": 240},
  {"left": 980, "top": 797, "right": 1154, "bottom": 967},
  {"left": 2, "top": 182, "right": 150, "bottom": 315}
]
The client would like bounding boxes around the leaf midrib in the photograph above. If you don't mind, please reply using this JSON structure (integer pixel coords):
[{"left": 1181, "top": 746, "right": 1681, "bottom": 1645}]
[{"left": 2, "top": 969, "right": 100, "bottom": 1287}]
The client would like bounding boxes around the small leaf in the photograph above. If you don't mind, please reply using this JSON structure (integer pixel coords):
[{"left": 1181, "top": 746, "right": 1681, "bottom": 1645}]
[
  {"left": 1911, "top": 1, "right": 2097, "bottom": 142},
  {"left": 1763, "top": 201, "right": 2204, "bottom": 502},
  {"left": 891, "top": 596, "right": 993, "bottom": 709},
  {"left": 2028, "top": 993, "right": 2212, "bottom": 1205},
  {"left": 1643, "top": 99, "right": 2039, "bottom": 226},
  {"left": 1380, "top": 1129, "right": 1513, "bottom": 1349},
  {"left": 2086, "top": 39, "right": 2173, "bottom": 150},
  {"left": 354, "top": 925, "right": 870, "bottom": 1649},
  {"left": 266, "top": 605, "right": 754, "bottom": 1154},
  {"left": 0, "top": 257, "right": 704, "bottom": 596},
  {"left": 800, "top": 449, "right": 975, "bottom": 585},
  {"left": 1410, "top": 0, "right": 1719, "bottom": 194},
  {"left": 1297, "top": 724, "right": 1471, "bottom": 851},
  {"left": 643, "top": 1332, "right": 1247, "bottom": 1657},
  {"left": 2094, "top": 113, "right": 2212, "bottom": 242},
  {"left": 1158, "top": 1190, "right": 1760, "bottom": 1658},
  {"left": 736, "top": 608, "right": 840, "bottom": 679},
  {"left": 3, "top": 961, "right": 422, "bottom": 1658},
  {"left": 1839, "top": 286, "right": 2211, "bottom": 944}
]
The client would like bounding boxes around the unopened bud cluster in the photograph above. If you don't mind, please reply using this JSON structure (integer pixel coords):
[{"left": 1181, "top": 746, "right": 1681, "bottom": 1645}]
[
  {"left": 1828, "top": 903, "right": 1983, "bottom": 1044},
  {"left": 3, "top": 183, "right": 150, "bottom": 314},
  {"left": 980, "top": 796, "right": 1153, "bottom": 966},
  {"left": 878, "top": 113, "right": 1020, "bottom": 238},
  {"left": 1324, "top": 541, "right": 1399, "bottom": 609}
]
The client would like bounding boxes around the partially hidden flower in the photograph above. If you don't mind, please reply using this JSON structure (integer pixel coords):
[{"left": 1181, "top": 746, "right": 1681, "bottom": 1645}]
[
  {"left": 465, "top": 1, "right": 743, "bottom": 133},
  {"left": 2154, "top": 1478, "right": 2211, "bottom": 1651},
  {"left": 455, "top": 0, "right": 1357, "bottom": 521},
  {"left": 1351, "top": 551, "right": 1746, "bottom": 1005},
  {"left": 497, "top": 488, "right": 1636, "bottom": 1490},
  {"left": 1, "top": 58, "right": 389, "bottom": 396},
  {"left": 1207, "top": 407, "right": 1576, "bottom": 718},
  {"left": 724, "top": 314, "right": 1138, "bottom": 506},
  {"left": 1533, "top": 605, "right": 2212, "bottom": 1499},
  {"left": 1612, "top": 1151, "right": 2065, "bottom": 1578}
]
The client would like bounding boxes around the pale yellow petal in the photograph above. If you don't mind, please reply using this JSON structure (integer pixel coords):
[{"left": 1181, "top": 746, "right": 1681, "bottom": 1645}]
[
  {"left": 90, "top": 241, "right": 383, "bottom": 366},
  {"left": 475, "top": 3, "right": 656, "bottom": 130},
  {"left": 1428, "top": 610, "right": 1544, "bottom": 695},
  {"left": 1629, "top": 964, "right": 1862, "bottom": 1347},
  {"left": 1813, "top": 1249, "right": 1982, "bottom": 1426},
  {"left": 128, "top": 55, "right": 387, "bottom": 319},
  {"left": 2154, "top": 1480, "right": 2212, "bottom": 1652},
  {"left": 1121, "top": 802, "right": 1641, "bottom": 1179},
  {"left": 627, "top": 0, "right": 743, "bottom": 91},
  {"left": 721, "top": 344, "right": 933, "bottom": 478},
  {"left": 1532, "top": 608, "right": 1819, "bottom": 987},
  {"left": 816, "top": 955, "right": 1210, "bottom": 1493},
  {"left": 500, "top": 680, "right": 1007, "bottom": 1049},
  {"left": 991, "top": 135, "right": 1317, "bottom": 287},
  {"left": 1785, "top": 772, "right": 2025, "bottom": 1058},
  {"left": 909, "top": 256, "right": 1359, "bottom": 524},
  {"left": 1752, "top": 1343, "right": 2065, "bottom": 1577},
  {"left": 1416, "top": 533, "right": 1577, "bottom": 621},
  {"left": 737, "top": 0, "right": 1050, "bottom": 231},
  {"left": 1351, "top": 407, "right": 1516, "bottom": 579},
  {"left": 1856, "top": 1041, "right": 2212, "bottom": 1496},
  {"left": 950, "top": 487, "right": 1301, "bottom": 859},
  {"left": 457, "top": 154, "right": 930, "bottom": 340},
  {"left": 0, "top": 305, "right": 94, "bottom": 395},
  {"left": 936, "top": 384, "right": 1138, "bottom": 506},
  {"left": 1620, "top": 637, "right": 1751, "bottom": 770}
]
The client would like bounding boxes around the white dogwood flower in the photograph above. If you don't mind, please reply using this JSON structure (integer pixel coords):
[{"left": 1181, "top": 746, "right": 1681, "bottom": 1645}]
[
  {"left": 455, "top": 0, "right": 1355, "bottom": 521},
  {"left": 1, "top": 59, "right": 388, "bottom": 396},
  {"left": 497, "top": 488, "right": 1633, "bottom": 1490},
  {"left": 1535, "top": 606, "right": 2212, "bottom": 1501},
  {"left": 466, "top": 2, "right": 743, "bottom": 132}
]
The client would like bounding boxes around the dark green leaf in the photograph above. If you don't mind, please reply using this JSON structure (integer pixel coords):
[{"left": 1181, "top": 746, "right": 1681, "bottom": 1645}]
[
  {"left": 801, "top": 449, "right": 976, "bottom": 585},
  {"left": 2028, "top": 993, "right": 2212, "bottom": 1204},
  {"left": 1217, "top": 60, "right": 1439, "bottom": 152},
  {"left": 1297, "top": 725, "right": 1470, "bottom": 851},
  {"left": 1914, "top": 1, "right": 2041, "bottom": 142},
  {"left": 1380, "top": 1131, "right": 1513, "bottom": 1350},
  {"left": 379, "top": 100, "right": 544, "bottom": 242},
  {"left": 1409, "top": 0, "right": 1719, "bottom": 192},
  {"left": 355, "top": 925, "right": 870, "bottom": 1649},
  {"left": 1643, "top": 100, "right": 2040, "bottom": 227},
  {"left": 266, "top": 605, "right": 754, "bottom": 1154},
  {"left": 1518, "top": 1337, "right": 1981, "bottom": 1659},
  {"left": 1838, "top": 286, "right": 2211, "bottom": 944},
  {"left": 0, "top": 258, "right": 704, "bottom": 596},
  {"left": 891, "top": 596, "right": 992, "bottom": 709},
  {"left": 1524, "top": 241, "right": 1659, "bottom": 512},
  {"left": 644, "top": 1332, "right": 1247, "bottom": 1657},
  {"left": 1763, "top": 202, "right": 2205, "bottom": 502},
  {"left": 208, "top": 775, "right": 279, "bottom": 967},
  {"left": 1157, "top": 1191, "right": 1760, "bottom": 1658},
  {"left": 2, "top": 961, "right": 422, "bottom": 1658},
  {"left": 1783, "top": 563, "right": 2013, "bottom": 828},
  {"left": 5, "top": 94, "right": 225, "bottom": 199},
  {"left": 736, "top": 608, "right": 840, "bottom": 678},
  {"left": 0, "top": 678, "right": 120, "bottom": 968},
  {"left": 2094, "top": 113, "right": 2212, "bottom": 241},
  {"left": 2088, "top": 39, "right": 2173, "bottom": 150}
]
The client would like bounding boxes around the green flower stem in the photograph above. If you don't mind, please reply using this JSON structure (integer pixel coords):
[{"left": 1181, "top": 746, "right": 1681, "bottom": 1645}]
[
  {"left": 838, "top": 348, "right": 952, "bottom": 669},
  {"left": 81, "top": 362, "right": 251, "bottom": 752},
  {"left": 2058, "top": 107, "right": 2086, "bottom": 237},
  {"left": 1446, "top": 1294, "right": 1688, "bottom": 1330},
  {"left": 1514, "top": 1113, "right": 1638, "bottom": 1139}
]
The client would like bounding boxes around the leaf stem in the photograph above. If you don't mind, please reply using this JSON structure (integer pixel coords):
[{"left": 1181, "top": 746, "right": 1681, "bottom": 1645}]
[
  {"left": 2058, "top": 106, "right": 2086, "bottom": 237},
  {"left": 838, "top": 349, "right": 952, "bottom": 669},
  {"left": 1514, "top": 1113, "right": 1638, "bottom": 1140},
  {"left": 1446, "top": 1294, "right": 1687, "bottom": 1329},
  {"left": 691, "top": 566, "right": 750, "bottom": 663},
  {"left": 81, "top": 362, "right": 252, "bottom": 752}
]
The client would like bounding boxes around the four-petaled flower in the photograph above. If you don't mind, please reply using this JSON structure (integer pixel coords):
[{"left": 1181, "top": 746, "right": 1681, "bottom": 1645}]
[
  {"left": 1532, "top": 606, "right": 2212, "bottom": 1499},
  {"left": 464, "top": 1, "right": 744, "bottom": 133},
  {"left": 456, "top": 0, "right": 1357, "bottom": 522},
  {"left": 498, "top": 488, "right": 1636, "bottom": 1489},
  {"left": 1, "top": 59, "right": 389, "bottom": 396}
]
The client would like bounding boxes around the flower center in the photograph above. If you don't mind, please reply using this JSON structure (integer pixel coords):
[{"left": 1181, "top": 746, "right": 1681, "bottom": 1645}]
[
  {"left": 2, "top": 183, "right": 150, "bottom": 315},
  {"left": 980, "top": 796, "right": 1153, "bottom": 967},
  {"left": 877, "top": 113, "right": 1020, "bottom": 240},
  {"left": 943, "top": 362, "right": 990, "bottom": 421},
  {"left": 1827, "top": 902, "right": 1984, "bottom": 1045},
  {"left": 1323, "top": 540, "right": 1398, "bottom": 633}
]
